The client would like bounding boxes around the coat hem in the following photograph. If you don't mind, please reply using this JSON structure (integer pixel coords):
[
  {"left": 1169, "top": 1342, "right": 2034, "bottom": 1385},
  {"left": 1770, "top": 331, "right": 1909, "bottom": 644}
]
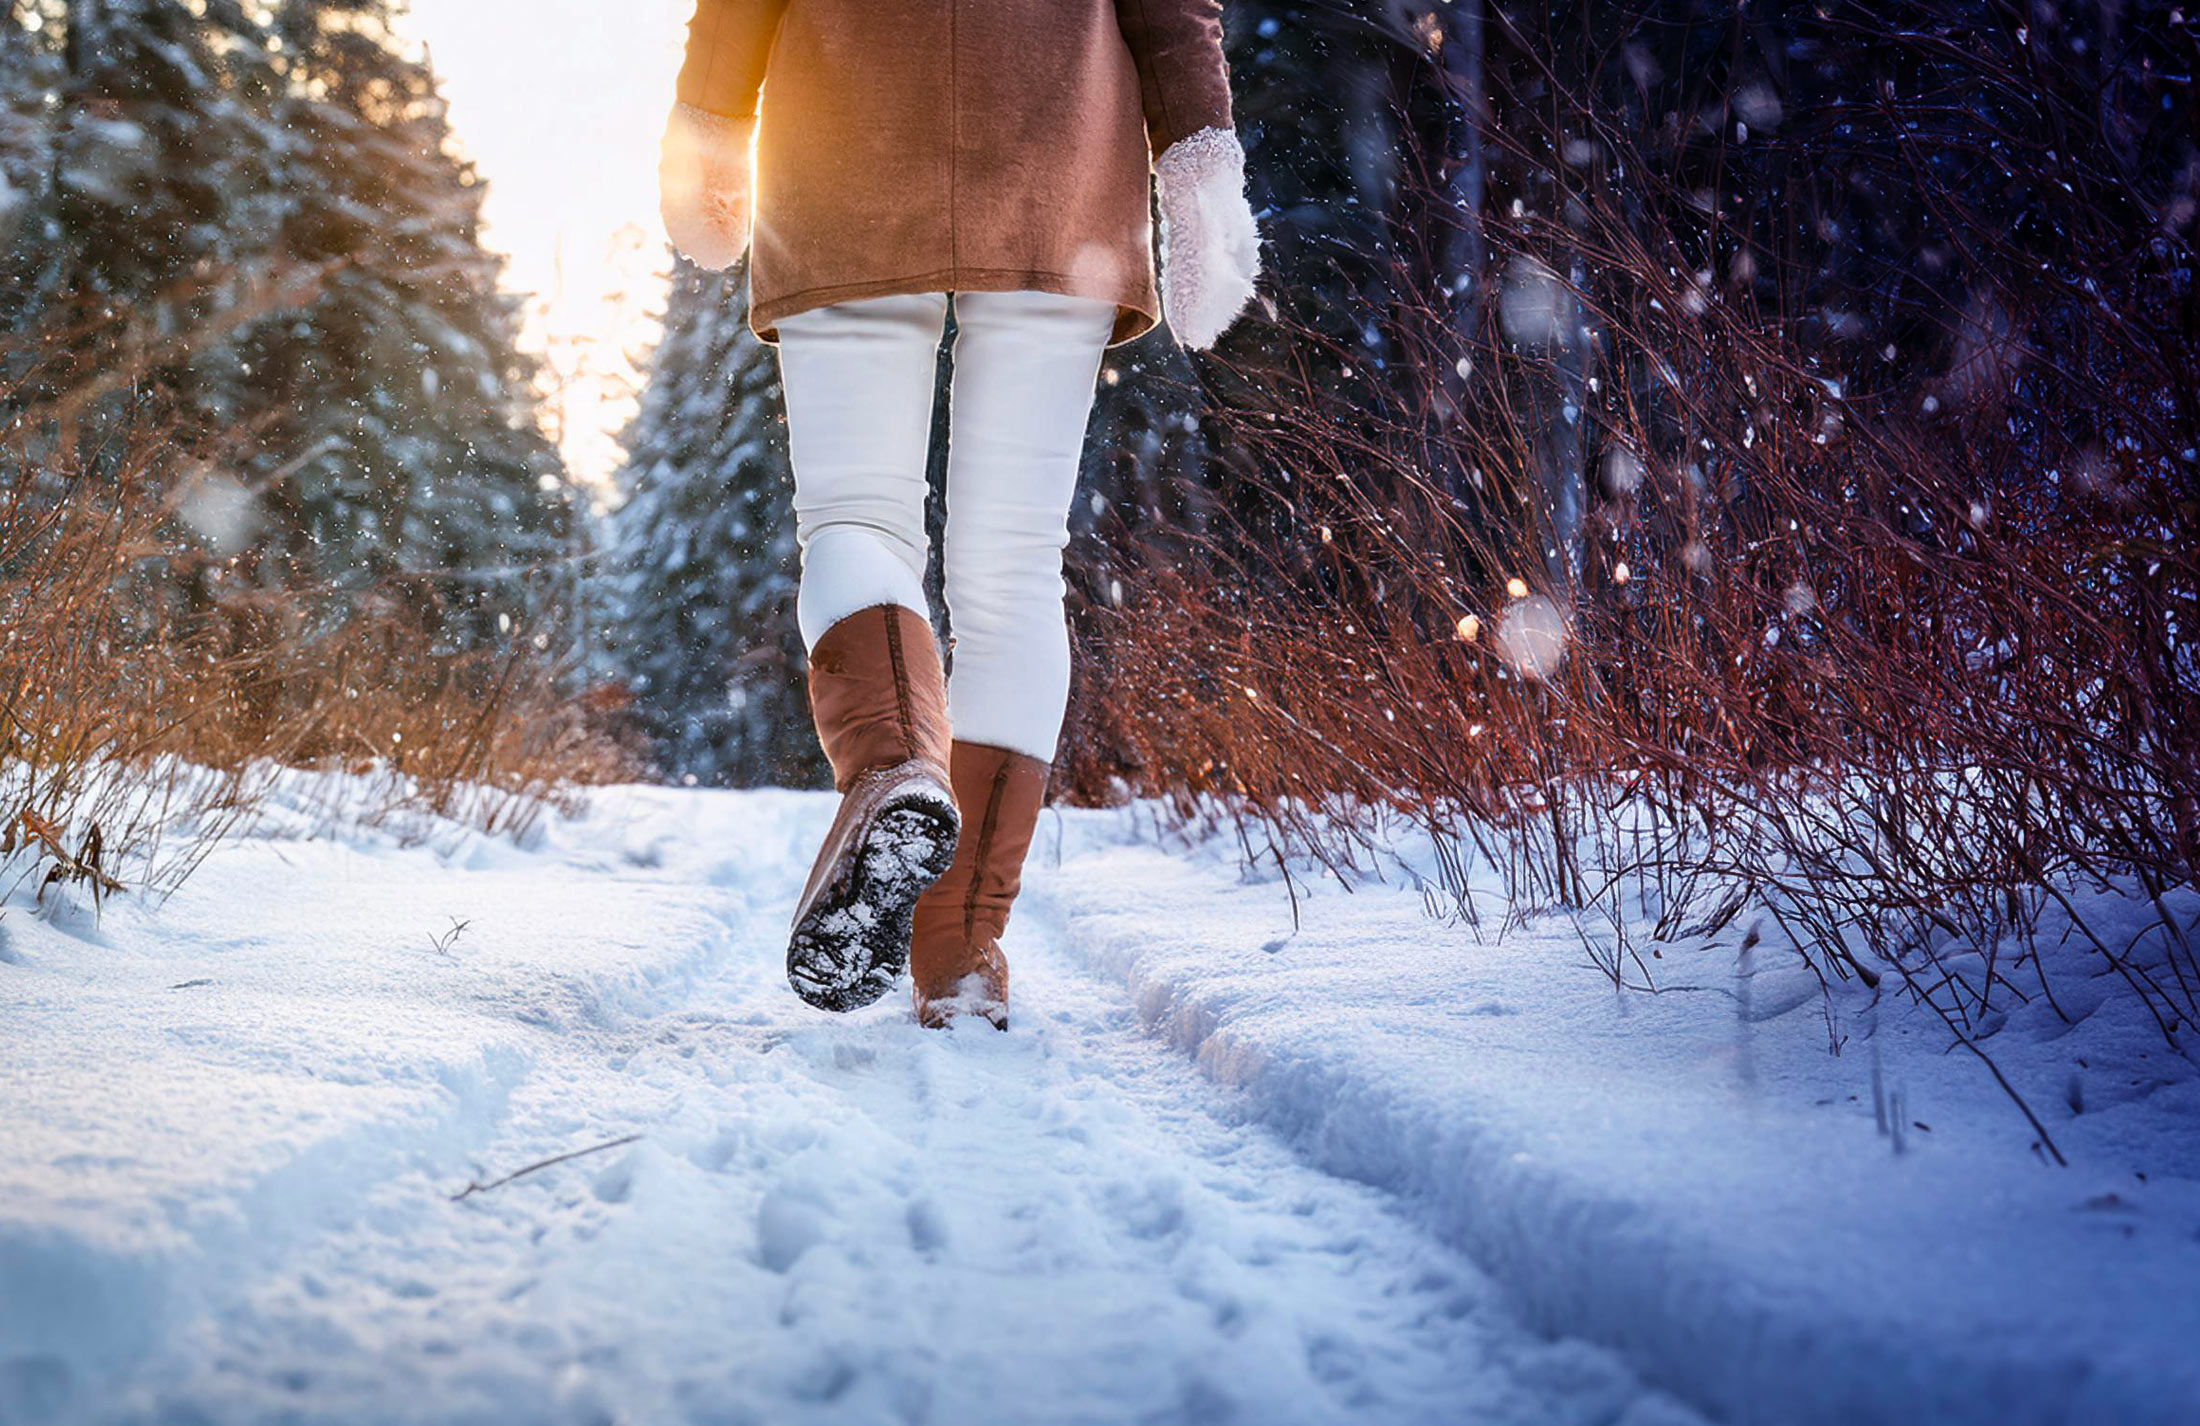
[{"left": 752, "top": 268, "right": 1159, "bottom": 347}]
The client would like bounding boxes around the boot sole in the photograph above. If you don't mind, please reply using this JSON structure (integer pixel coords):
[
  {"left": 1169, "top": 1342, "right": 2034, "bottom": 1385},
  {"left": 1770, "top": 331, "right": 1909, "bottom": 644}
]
[{"left": 787, "top": 790, "right": 959, "bottom": 1012}]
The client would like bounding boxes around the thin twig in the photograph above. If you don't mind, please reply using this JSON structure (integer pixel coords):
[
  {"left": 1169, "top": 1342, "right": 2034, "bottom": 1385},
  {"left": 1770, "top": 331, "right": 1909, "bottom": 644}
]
[{"left": 449, "top": 1134, "right": 642, "bottom": 1202}]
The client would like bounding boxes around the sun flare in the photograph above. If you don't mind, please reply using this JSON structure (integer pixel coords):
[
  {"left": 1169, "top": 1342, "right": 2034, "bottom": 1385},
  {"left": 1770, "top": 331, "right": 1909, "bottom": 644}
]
[{"left": 398, "top": 0, "right": 696, "bottom": 497}]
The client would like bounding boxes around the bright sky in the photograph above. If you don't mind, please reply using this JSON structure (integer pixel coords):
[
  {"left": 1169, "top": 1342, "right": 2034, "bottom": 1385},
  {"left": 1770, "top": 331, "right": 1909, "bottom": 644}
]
[{"left": 399, "top": 0, "right": 696, "bottom": 495}]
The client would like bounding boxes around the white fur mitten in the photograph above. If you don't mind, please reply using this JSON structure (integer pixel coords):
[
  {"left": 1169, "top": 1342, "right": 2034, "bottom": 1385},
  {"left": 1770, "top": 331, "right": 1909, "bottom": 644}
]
[
  {"left": 659, "top": 102, "right": 754, "bottom": 271},
  {"left": 1155, "top": 127, "right": 1261, "bottom": 349}
]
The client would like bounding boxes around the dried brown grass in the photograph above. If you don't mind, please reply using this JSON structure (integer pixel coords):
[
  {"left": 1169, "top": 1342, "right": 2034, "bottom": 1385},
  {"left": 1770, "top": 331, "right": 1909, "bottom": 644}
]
[{"left": 1, "top": 309, "right": 636, "bottom": 905}]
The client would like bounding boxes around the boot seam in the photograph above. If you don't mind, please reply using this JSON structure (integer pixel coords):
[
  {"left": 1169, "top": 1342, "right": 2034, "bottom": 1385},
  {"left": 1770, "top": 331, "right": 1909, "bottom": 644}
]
[
  {"left": 963, "top": 760, "right": 1012, "bottom": 939},
  {"left": 882, "top": 607, "right": 917, "bottom": 755}
]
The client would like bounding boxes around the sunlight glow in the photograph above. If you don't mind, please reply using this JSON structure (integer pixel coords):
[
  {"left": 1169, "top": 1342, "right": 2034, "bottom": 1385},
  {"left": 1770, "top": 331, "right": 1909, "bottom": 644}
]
[{"left": 399, "top": 0, "right": 696, "bottom": 496}]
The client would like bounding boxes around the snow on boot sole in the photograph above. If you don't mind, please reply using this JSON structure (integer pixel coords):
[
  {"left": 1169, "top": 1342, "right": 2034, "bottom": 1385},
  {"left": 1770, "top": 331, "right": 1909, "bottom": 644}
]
[{"left": 787, "top": 773, "right": 959, "bottom": 1013}]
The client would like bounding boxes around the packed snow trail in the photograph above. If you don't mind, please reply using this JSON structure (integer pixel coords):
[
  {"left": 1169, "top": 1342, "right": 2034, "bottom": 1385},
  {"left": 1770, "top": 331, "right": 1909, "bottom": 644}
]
[{"left": 0, "top": 786, "right": 1699, "bottom": 1426}]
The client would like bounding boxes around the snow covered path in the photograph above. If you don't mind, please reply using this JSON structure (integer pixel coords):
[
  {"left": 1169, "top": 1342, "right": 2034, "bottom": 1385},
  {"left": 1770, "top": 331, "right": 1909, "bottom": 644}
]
[{"left": 2, "top": 787, "right": 1695, "bottom": 1426}]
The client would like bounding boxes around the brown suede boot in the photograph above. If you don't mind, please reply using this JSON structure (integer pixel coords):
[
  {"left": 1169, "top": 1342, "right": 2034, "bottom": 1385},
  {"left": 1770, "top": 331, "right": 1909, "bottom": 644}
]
[
  {"left": 910, "top": 741, "right": 1050, "bottom": 1030},
  {"left": 788, "top": 604, "right": 959, "bottom": 1012}
]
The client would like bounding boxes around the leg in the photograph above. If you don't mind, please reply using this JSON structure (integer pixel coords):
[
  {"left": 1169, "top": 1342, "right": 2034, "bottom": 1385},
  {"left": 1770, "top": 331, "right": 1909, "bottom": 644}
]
[
  {"left": 940, "top": 289, "right": 1114, "bottom": 760},
  {"left": 775, "top": 292, "right": 948, "bottom": 648},
  {"left": 911, "top": 290, "right": 1113, "bottom": 1028},
  {"left": 774, "top": 293, "right": 960, "bottom": 1013}
]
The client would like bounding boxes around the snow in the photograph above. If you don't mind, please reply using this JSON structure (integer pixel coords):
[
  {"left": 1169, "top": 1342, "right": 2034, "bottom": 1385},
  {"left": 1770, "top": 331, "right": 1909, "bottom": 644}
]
[
  {"left": 2, "top": 780, "right": 2193, "bottom": 1425},
  {"left": 1042, "top": 813, "right": 2200, "bottom": 1426},
  {"left": 0, "top": 782, "right": 1693, "bottom": 1426}
]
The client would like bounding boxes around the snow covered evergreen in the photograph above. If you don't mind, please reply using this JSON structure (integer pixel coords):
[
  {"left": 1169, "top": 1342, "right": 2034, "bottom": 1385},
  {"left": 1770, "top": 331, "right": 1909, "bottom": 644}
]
[
  {"left": 604, "top": 259, "right": 824, "bottom": 790},
  {"left": 0, "top": 0, "right": 574, "bottom": 640},
  {"left": 249, "top": 0, "right": 575, "bottom": 638}
]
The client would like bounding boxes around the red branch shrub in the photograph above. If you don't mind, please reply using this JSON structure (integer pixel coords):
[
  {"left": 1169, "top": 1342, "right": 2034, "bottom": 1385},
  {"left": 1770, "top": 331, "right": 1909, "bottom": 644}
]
[{"left": 1062, "top": 0, "right": 2200, "bottom": 1055}]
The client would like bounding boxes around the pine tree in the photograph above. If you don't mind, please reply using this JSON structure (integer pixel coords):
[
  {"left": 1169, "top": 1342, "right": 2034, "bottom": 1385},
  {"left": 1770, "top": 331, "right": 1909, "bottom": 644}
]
[
  {"left": 246, "top": 0, "right": 574, "bottom": 637},
  {"left": 4, "top": 0, "right": 282, "bottom": 390},
  {"left": 605, "top": 260, "right": 823, "bottom": 789},
  {"left": 2, "top": 0, "right": 576, "bottom": 641}
]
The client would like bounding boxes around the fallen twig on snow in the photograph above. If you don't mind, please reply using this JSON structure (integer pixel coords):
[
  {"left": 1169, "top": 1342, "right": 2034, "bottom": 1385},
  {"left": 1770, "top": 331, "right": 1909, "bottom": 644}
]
[{"left": 449, "top": 1134, "right": 642, "bottom": 1202}]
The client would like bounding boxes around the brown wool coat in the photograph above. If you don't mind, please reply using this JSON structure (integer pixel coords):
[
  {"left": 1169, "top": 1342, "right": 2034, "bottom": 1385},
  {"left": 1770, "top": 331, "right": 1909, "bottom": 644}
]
[{"left": 675, "top": 0, "right": 1233, "bottom": 345}]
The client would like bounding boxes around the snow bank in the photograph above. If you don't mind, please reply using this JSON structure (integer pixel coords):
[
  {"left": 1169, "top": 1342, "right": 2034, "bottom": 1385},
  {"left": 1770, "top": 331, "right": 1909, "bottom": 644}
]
[
  {"left": 1, "top": 781, "right": 1703, "bottom": 1425},
  {"left": 0, "top": 784, "right": 738, "bottom": 1423},
  {"left": 1036, "top": 811, "right": 2200, "bottom": 1426},
  {"left": 6, "top": 768, "right": 2191, "bottom": 1425}
]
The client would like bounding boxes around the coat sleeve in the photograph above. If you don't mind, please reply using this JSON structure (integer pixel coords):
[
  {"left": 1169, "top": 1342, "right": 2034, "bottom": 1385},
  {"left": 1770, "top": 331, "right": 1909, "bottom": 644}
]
[
  {"left": 1112, "top": 0, "right": 1234, "bottom": 155},
  {"left": 674, "top": 0, "right": 792, "bottom": 120}
]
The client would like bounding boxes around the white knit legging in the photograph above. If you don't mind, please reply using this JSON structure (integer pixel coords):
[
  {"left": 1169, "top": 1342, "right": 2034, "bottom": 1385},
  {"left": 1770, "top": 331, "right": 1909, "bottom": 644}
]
[{"left": 775, "top": 290, "right": 1113, "bottom": 763}]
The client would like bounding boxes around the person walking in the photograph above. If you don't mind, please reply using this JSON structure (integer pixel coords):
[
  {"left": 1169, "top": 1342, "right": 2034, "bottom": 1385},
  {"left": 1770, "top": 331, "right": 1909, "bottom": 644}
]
[{"left": 658, "top": 0, "right": 1259, "bottom": 1029}]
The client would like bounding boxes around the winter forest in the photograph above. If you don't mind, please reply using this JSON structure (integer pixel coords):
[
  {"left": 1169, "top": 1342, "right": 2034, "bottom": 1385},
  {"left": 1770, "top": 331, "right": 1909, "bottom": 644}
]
[{"left": 4, "top": 1, "right": 2198, "bottom": 1423}]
